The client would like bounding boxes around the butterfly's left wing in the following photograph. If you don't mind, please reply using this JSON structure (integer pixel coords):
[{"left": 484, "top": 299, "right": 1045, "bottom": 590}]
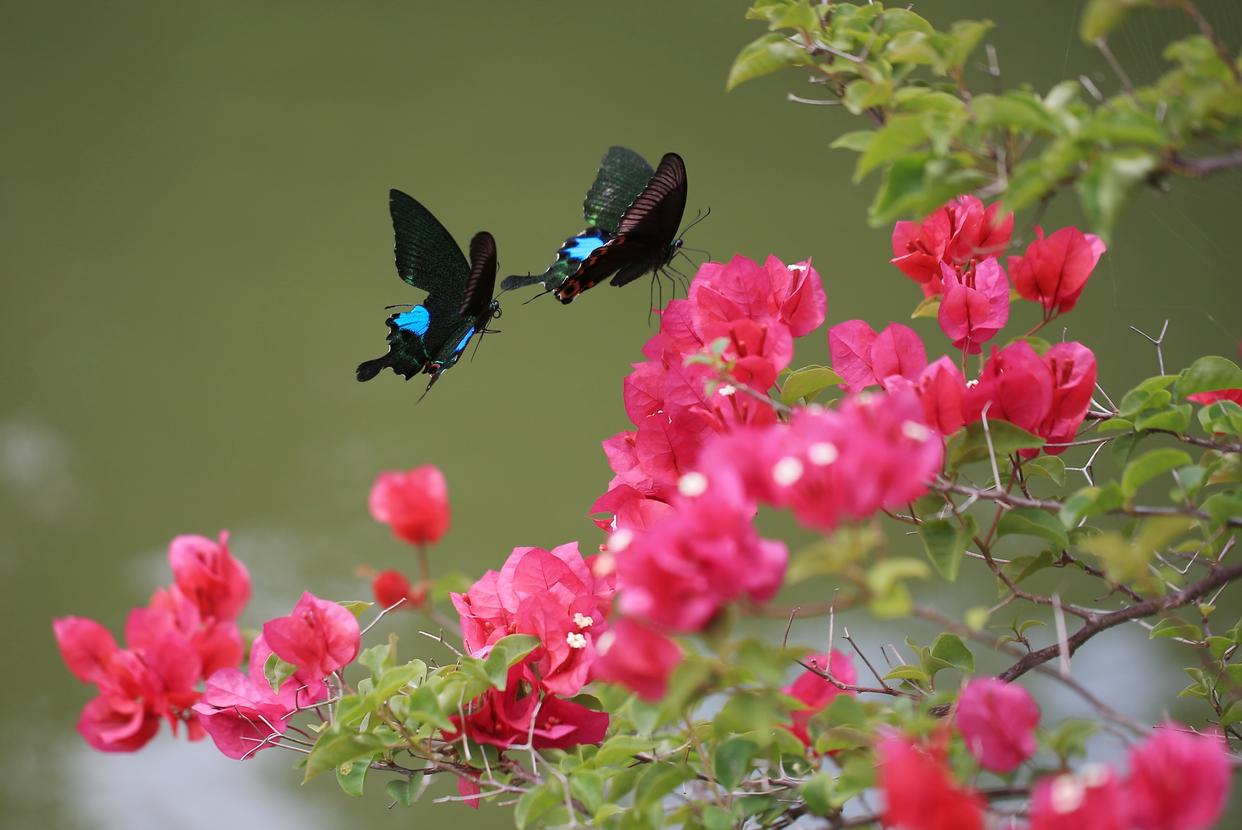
[{"left": 607, "top": 153, "right": 688, "bottom": 288}]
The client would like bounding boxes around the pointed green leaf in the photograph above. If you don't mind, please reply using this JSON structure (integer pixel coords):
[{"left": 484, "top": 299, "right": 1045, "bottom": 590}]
[
  {"left": 1122, "top": 448, "right": 1193, "bottom": 498},
  {"left": 727, "top": 33, "right": 805, "bottom": 91},
  {"left": 997, "top": 507, "right": 1070, "bottom": 549}
]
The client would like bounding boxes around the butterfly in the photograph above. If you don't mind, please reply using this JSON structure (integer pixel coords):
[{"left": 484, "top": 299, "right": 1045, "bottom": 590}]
[
  {"left": 501, "top": 147, "right": 689, "bottom": 304},
  {"left": 356, "top": 190, "right": 501, "bottom": 399}
]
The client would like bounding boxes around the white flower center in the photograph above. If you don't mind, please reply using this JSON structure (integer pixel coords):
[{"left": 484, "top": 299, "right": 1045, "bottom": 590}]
[
  {"left": 573, "top": 613, "right": 594, "bottom": 629},
  {"left": 1079, "top": 763, "right": 1108, "bottom": 788},
  {"left": 807, "top": 442, "right": 838, "bottom": 466},
  {"left": 607, "top": 529, "right": 633, "bottom": 553},
  {"left": 966, "top": 378, "right": 980, "bottom": 388},
  {"left": 595, "top": 630, "right": 616, "bottom": 655},
  {"left": 593, "top": 551, "right": 616, "bottom": 577},
  {"left": 678, "top": 471, "right": 708, "bottom": 497},
  {"left": 902, "top": 421, "right": 932, "bottom": 442},
  {"left": 772, "top": 456, "right": 804, "bottom": 486},
  {"left": 1050, "top": 775, "right": 1085, "bottom": 815},
  {"left": 566, "top": 632, "right": 588, "bottom": 649},
  {"left": 717, "top": 384, "right": 737, "bottom": 397}
]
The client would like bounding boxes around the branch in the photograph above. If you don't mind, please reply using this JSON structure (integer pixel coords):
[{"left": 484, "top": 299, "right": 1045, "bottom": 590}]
[{"left": 998, "top": 561, "right": 1242, "bottom": 682}]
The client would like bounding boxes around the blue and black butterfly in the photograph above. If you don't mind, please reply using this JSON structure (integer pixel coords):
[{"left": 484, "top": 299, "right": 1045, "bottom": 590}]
[
  {"left": 356, "top": 190, "right": 501, "bottom": 398},
  {"left": 501, "top": 147, "right": 690, "bottom": 304}
]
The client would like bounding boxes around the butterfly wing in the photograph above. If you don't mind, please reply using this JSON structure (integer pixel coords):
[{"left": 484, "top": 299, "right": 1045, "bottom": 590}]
[
  {"left": 460, "top": 231, "right": 499, "bottom": 321},
  {"left": 501, "top": 228, "right": 611, "bottom": 293},
  {"left": 389, "top": 189, "right": 470, "bottom": 293},
  {"left": 583, "top": 146, "right": 654, "bottom": 233}
]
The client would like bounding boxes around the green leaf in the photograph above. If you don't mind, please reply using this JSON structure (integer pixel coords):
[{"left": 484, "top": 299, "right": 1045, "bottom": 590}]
[
  {"left": 1077, "top": 151, "right": 1157, "bottom": 238},
  {"left": 943, "top": 19, "right": 993, "bottom": 71},
  {"left": 930, "top": 633, "right": 974, "bottom": 673},
  {"left": 339, "top": 600, "right": 373, "bottom": 618},
  {"left": 865, "top": 558, "right": 930, "bottom": 619},
  {"left": 386, "top": 778, "right": 415, "bottom": 807},
  {"left": 1080, "top": 0, "right": 1156, "bottom": 42},
  {"left": 973, "top": 91, "right": 1060, "bottom": 134},
  {"left": 1060, "top": 483, "right": 1125, "bottom": 528},
  {"left": 1122, "top": 448, "right": 1193, "bottom": 498},
  {"left": 919, "top": 516, "right": 974, "bottom": 581},
  {"left": 727, "top": 32, "right": 805, "bottom": 91},
  {"left": 946, "top": 420, "right": 1045, "bottom": 470},
  {"left": 830, "top": 130, "right": 875, "bottom": 152},
  {"left": 1176, "top": 356, "right": 1242, "bottom": 398},
  {"left": 482, "top": 634, "right": 541, "bottom": 690},
  {"left": 844, "top": 79, "right": 892, "bottom": 114},
  {"left": 635, "top": 763, "right": 689, "bottom": 810},
  {"left": 713, "top": 738, "right": 759, "bottom": 790},
  {"left": 1148, "top": 617, "right": 1202, "bottom": 641},
  {"left": 404, "top": 684, "right": 455, "bottom": 732},
  {"left": 911, "top": 294, "right": 940, "bottom": 319},
  {"left": 335, "top": 758, "right": 370, "bottom": 797},
  {"left": 780, "top": 366, "right": 844, "bottom": 405},
  {"left": 569, "top": 770, "right": 605, "bottom": 815},
  {"left": 1201, "top": 492, "right": 1242, "bottom": 528},
  {"left": 515, "top": 782, "right": 563, "bottom": 830},
  {"left": 304, "top": 730, "right": 388, "bottom": 783},
  {"left": 1134, "top": 405, "right": 1192, "bottom": 434},
  {"left": 1024, "top": 455, "right": 1067, "bottom": 486},
  {"left": 1043, "top": 719, "right": 1101, "bottom": 762},
  {"left": 997, "top": 507, "right": 1070, "bottom": 549},
  {"left": 593, "top": 734, "right": 654, "bottom": 767},
  {"left": 882, "top": 665, "right": 931, "bottom": 686},
  {"left": 856, "top": 115, "right": 929, "bottom": 181},
  {"left": 263, "top": 653, "right": 298, "bottom": 695},
  {"left": 1198, "top": 400, "right": 1242, "bottom": 437},
  {"left": 801, "top": 773, "right": 835, "bottom": 817},
  {"left": 358, "top": 642, "right": 394, "bottom": 678}
]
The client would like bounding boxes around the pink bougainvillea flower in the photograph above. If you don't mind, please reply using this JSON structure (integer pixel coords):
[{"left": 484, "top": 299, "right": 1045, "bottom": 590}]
[
  {"left": 262, "top": 592, "right": 360, "bottom": 681},
  {"left": 1187, "top": 388, "right": 1242, "bottom": 406},
  {"left": 964, "top": 340, "right": 1054, "bottom": 434},
  {"left": 954, "top": 677, "right": 1040, "bottom": 773},
  {"left": 592, "top": 616, "right": 683, "bottom": 701},
  {"left": 75, "top": 653, "right": 164, "bottom": 753},
  {"left": 891, "top": 196, "right": 1012, "bottom": 296},
  {"left": 128, "top": 588, "right": 243, "bottom": 681},
  {"left": 1039, "top": 342, "right": 1098, "bottom": 453},
  {"left": 892, "top": 210, "right": 953, "bottom": 294},
  {"left": 1030, "top": 765, "right": 1129, "bottom": 830},
  {"left": 451, "top": 542, "right": 614, "bottom": 697},
  {"left": 1127, "top": 724, "right": 1231, "bottom": 830},
  {"left": 615, "top": 479, "right": 787, "bottom": 632},
  {"left": 193, "top": 667, "right": 292, "bottom": 760},
  {"left": 368, "top": 465, "right": 451, "bottom": 546},
  {"left": 54, "top": 617, "right": 119, "bottom": 686},
  {"left": 690, "top": 254, "right": 827, "bottom": 337},
  {"left": 445, "top": 664, "right": 609, "bottom": 750},
  {"left": 878, "top": 734, "right": 985, "bottom": 830},
  {"left": 168, "top": 530, "right": 250, "bottom": 622},
  {"left": 917, "top": 356, "right": 967, "bottom": 435},
  {"left": 1008, "top": 226, "right": 1106, "bottom": 316},
  {"left": 371, "top": 569, "right": 425, "bottom": 610},
  {"left": 828, "top": 321, "right": 927, "bottom": 392},
  {"left": 783, "top": 650, "right": 856, "bottom": 747},
  {"left": 937, "top": 258, "right": 1010, "bottom": 354}
]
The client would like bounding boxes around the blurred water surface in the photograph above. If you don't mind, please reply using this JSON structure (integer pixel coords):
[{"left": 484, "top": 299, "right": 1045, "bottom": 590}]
[{"left": 2, "top": 1, "right": 1240, "bottom": 827}]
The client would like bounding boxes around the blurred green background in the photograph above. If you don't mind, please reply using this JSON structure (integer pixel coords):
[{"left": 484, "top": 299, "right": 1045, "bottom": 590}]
[{"left": 3, "top": 1, "right": 1240, "bottom": 827}]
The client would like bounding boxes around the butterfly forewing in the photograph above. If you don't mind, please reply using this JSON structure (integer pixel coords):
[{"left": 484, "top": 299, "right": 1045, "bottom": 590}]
[
  {"left": 460, "top": 231, "right": 499, "bottom": 320},
  {"left": 389, "top": 189, "right": 470, "bottom": 292},
  {"left": 616, "top": 153, "right": 687, "bottom": 241},
  {"left": 583, "top": 146, "right": 655, "bottom": 233}
]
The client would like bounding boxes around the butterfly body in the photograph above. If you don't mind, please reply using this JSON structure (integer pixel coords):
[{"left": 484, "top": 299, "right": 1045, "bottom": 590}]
[
  {"left": 356, "top": 191, "right": 501, "bottom": 397},
  {"left": 501, "top": 147, "right": 688, "bottom": 304}
]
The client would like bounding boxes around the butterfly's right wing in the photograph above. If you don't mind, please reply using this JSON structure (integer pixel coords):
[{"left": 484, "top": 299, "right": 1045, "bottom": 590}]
[
  {"left": 583, "top": 146, "right": 655, "bottom": 233},
  {"left": 460, "top": 231, "right": 499, "bottom": 320}
]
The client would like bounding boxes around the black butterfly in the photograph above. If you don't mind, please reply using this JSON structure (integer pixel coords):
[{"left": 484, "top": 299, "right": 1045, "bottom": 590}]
[
  {"left": 356, "top": 190, "right": 501, "bottom": 398},
  {"left": 501, "top": 147, "right": 689, "bottom": 304}
]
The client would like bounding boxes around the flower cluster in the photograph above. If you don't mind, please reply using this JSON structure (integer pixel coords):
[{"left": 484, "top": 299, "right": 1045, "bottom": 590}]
[
  {"left": 882, "top": 677, "right": 1231, "bottom": 830},
  {"left": 449, "top": 543, "right": 614, "bottom": 748},
  {"left": 53, "top": 532, "right": 249, "bottom": 752},
  {"left": 194, "top": 592, "right": 357, "bottom": 759}
]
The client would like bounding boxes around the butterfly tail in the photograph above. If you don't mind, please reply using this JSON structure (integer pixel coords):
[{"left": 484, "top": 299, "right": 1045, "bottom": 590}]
[{"left": 356, "top": 354, "right": 389, "bottom": 382}]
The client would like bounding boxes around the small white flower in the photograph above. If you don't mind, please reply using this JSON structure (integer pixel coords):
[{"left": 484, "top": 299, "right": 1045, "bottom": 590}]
[
  {"left": 573, "top": 612, "right": 594, "bottom": 630},
  {"left": 807, "top": 441, "right": 838, "bottom": 466},
  {"left": 566, "top": 632, "right": 588, "bottom": 649},
  {"left": 902, "top": 421, "right": 932, "bottom": 442},
  {"left": 772, "top": 456, "right": 804, "bottom": 486},
  {"left": 1078, "top": 763, "right": 1109, "bottom": 788},
  {"left": 966, "top": 378, "right": 980, "bottom": 388},
  {"left": 717, "top": 384, "right": 737, "bottom": 397},
  {"left": 607, "top": 529, "right": 633, "bottom": 553},
  {"left": 678, "top": 471, "right": 709, "bottom": 497},
  {"left": 593, "top": 551, "right": 617, "bottom": 576},
  {"left": 1050, "top": 775, "right": 1085, "bottom": 815}
]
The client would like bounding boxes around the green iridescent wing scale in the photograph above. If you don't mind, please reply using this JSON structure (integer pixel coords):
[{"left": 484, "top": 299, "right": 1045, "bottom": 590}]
[{"left": 582, "top": 146, "right": 654, "bottom": 233}]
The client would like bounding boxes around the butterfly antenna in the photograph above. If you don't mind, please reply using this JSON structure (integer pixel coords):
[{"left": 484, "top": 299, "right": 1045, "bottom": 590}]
[
  {"left": 521, "top": 287, "right": 554, "bottom": 306},
  {"left": 678, "top": 206, "right": 712, "bottom": 238}
]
